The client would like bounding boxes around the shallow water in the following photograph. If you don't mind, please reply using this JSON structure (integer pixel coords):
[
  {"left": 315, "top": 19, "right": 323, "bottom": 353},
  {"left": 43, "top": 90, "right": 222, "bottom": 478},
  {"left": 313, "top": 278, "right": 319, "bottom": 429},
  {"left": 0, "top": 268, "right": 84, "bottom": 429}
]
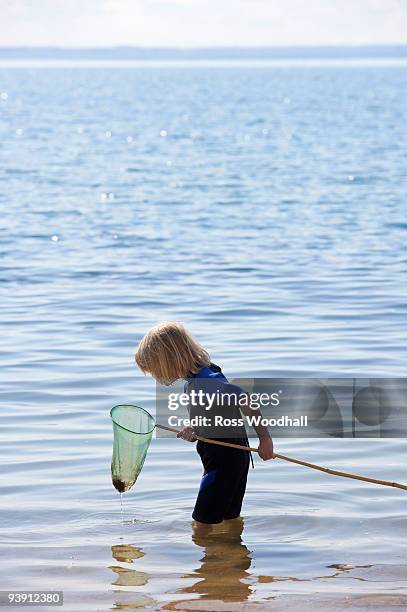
[{"left": 0, "top": 62, "right": 407, "bottom": 610}]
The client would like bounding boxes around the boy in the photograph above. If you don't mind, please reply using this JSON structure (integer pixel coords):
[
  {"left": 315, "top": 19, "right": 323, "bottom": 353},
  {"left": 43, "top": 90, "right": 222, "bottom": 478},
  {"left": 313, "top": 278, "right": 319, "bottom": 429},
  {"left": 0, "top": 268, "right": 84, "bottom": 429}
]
[{"left": 135, "top": 321, "right": 274, "bottom": 526}]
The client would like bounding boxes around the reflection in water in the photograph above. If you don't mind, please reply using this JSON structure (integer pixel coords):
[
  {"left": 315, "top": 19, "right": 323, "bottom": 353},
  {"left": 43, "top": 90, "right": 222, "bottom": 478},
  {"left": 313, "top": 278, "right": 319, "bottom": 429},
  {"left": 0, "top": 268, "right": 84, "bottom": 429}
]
[
  {"left": 322, "top": 563, "right": 373, "bottom": 581},
  {"left": 110, "top": 543, "right": 149, "bottom": 587},
  {"left": 112, "top": 544, "right": 145, "bottom": 564},
  {"left": 182, "top": 518, "right": 252, "bottom": 603},
  {"left": 109, "top": 543, "right": 156, "bottom": 610}
]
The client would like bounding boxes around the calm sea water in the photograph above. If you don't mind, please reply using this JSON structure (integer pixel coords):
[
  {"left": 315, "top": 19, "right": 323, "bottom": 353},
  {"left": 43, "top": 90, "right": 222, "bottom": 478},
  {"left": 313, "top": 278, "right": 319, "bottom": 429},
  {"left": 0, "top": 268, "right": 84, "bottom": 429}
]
[{"left": 1, "top": 62, "right": 407, "bottom": 611}]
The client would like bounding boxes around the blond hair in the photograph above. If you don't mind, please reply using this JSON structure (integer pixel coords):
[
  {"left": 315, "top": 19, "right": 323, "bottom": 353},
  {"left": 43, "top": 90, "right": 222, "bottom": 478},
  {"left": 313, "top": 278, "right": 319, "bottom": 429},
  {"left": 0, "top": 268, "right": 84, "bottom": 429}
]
[{"left": 135, "top": 322, "right": 211, "bottom": 385}]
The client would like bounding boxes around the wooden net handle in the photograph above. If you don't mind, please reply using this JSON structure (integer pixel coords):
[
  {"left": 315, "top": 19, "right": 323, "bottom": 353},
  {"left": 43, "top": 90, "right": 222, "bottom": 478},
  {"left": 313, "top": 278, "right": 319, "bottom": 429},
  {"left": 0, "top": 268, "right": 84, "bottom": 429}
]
[{"left": 156, "top": 423, "right": 407, "bottom": 491}]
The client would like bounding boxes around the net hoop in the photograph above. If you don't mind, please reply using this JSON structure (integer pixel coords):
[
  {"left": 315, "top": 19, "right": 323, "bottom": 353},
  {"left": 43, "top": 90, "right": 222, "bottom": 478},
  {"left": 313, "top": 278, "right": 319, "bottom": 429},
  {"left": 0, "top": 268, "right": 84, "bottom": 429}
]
[{"left": 110, "top": 404, "right": 156, "bottom": 435}]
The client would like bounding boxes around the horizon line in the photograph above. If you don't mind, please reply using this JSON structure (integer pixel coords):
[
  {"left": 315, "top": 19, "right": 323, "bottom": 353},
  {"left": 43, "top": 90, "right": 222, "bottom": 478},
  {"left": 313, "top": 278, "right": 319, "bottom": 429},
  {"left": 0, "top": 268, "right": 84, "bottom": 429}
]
[
  {"left": 1, "top": 44, "right": 407, "bottom": 50},
  {"left": 1, "top": 44, "right": 407, "bottom": 61}
]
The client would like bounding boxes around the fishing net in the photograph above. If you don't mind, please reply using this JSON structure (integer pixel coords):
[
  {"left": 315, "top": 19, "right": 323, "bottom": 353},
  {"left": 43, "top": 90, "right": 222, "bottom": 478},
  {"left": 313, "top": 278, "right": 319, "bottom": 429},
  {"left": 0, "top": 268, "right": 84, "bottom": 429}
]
[{"left": 110, "top": 405, "right": 155, "bottom": 492}]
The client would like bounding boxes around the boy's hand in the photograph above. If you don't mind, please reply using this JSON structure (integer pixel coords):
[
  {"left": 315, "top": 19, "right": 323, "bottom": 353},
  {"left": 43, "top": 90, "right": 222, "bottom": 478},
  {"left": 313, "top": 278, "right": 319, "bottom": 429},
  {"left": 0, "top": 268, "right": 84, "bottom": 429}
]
[
  {"left": 177, "top": 426, "right": 197, "bottom": 442},
  {"left": 258, "top": 436, "right": 274, "bottom": 461}
]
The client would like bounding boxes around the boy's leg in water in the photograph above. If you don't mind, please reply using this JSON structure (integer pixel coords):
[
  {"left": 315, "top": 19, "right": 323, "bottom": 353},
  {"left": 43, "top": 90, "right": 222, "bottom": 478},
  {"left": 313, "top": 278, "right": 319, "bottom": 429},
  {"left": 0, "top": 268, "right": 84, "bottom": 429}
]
[
  {"left": 192, "top": 516, "right": 243, "bottom": 537},
  {"left": 192, "top": 520, "right": 213, "bottom": 537},
  {"left": 223, "top": 516, "right": 243, "bottom": 525},
  {"left": 222, "top": 516, "right": 245, "bottom": 539},
  {"left": 192, "top": 456, "right": 249, "bottom": 524}
]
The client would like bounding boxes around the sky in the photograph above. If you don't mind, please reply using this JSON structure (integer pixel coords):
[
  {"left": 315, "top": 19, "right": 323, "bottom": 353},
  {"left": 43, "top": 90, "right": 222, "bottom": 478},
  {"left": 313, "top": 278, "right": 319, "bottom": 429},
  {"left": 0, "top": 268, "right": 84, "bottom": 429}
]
[{"left": 1, "top": 0, "right": 407, "bottom": 48}]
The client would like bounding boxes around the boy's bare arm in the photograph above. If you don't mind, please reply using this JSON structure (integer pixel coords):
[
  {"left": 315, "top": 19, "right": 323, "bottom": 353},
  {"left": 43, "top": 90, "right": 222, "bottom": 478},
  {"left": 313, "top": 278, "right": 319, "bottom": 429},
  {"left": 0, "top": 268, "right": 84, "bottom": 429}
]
[
  {"left": 239, "top": 400, "right": 275, "bottom": 461},
  {"left": 177, "top": 395, "right": 275, "bottom": 460},
  {"left": 177, "top": 426, "right": 197, "bottom": 442}
]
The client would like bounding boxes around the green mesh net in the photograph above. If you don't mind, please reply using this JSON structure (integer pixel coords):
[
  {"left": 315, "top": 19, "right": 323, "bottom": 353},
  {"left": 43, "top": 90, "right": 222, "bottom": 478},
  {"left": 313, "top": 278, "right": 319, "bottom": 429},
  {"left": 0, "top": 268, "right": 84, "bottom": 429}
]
[{"left": 110, "top": 405, "right": 155, "bottom": 492}]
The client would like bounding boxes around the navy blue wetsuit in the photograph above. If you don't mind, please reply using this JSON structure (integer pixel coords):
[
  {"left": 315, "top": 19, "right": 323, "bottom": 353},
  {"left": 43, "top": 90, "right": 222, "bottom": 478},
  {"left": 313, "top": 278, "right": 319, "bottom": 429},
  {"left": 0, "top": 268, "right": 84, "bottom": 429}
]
[{"left": 185, "top": 363, "right": 251, "bottom": 524}]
